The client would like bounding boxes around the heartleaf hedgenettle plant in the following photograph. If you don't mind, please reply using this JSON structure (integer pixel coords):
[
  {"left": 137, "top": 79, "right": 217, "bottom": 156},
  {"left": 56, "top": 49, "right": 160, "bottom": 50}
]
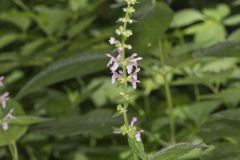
[
  {"left": 106, "top": 0, "right": 146, "bottom": 159},
  {"left": 106, "top": 1, "right": 208, "bottom": 160}
]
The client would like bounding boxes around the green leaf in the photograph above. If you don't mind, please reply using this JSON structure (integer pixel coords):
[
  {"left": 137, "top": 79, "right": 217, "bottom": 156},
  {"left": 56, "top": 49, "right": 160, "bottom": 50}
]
[
  {"left": 174, "top": 100, "right": 221, "bottom": 126},
  {"left": 193, "top": 41, "right": 240, "bottom": 57},
  {"left": 218, "top": 88, "right": 240, "bottom": 106},
  {"left": 133, "top": 2, "right": 173, "bottom": 52},
  {"left": 0, "top": 11, "right": 31, "bottom": 31},
  {"left": 0, "top": 100, "right": 27, "bottom": 147},
  {"left": 128, "top": 137, "right": 147, "bottom": 160},
  {"left": 201, "top": 58, "right": 238, "bottom": 73},
  {"left": 69, "top": 0, "right": 88, "bottom": 11},
  {"left": 224, "top": 14, "right": 240, "bottom": 26},
  {"left": 184, "top": 21, "right": 226, "bottom": 46},
  {"left": 67, "top": 16, "right": 96, "bottom": 38},
  {"left": 32, "top": 109, "right": 122, "bottom": 137},
  {"left": 228, "top": 29, "right": 240, "bottom": 41},
  {"left": 20, "top": 38, "right": 47, "bottom": 56},
  {"left": 9, "top": 116, "right": 51, "bottom": 125},
  {"left": 202, "top": 143, "right": 240, "bottom": 160},
  {"left": 149, "top": 143, "right": 207, "bottom": 160},
  {"left": 172, "top": 71, "right": 232, "bottom": 86},
  {"left": 0, "top": 34, "right": 25, "bottom": 49},
  {"left": 203, "top": 4, "right": 230, "bottom": 21},
  {"left": 34, "top": 6, "right": 70, "bottom": 35},
  {"left": 199, "top": 109, "right": 240, "bottom": 142},
  {"left": 171, "top": 9, "right": 203, "bottom": 27},
  {"left": 17, "top": 53, "right": 107, "bottom": 99}
]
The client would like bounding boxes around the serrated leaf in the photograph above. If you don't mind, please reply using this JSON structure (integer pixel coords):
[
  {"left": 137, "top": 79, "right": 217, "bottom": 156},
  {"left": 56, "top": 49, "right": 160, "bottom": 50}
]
[
  {"left": 171, "top": 9, "right": 203, "bottom": 27},
  {"left": 133, "top": 2, "right": 173, "bottom": 52},
  {"left": 149, "top": 143, "right": 207, "bottom": 160},
  {"left": 199, "top": 109, "right": 240, "bottom": 142},
  {"left": 201, "top": 58, "right": 238, "bottom": 73},
  {"left": 174, "top": 100, "right": 221, "bottom": 126},
  {"left": 202, "top": 143, "right": 240, "bottom": 160},
  {"left": 172, "top": 71, "right": 232, "bottom": 86},
  {"left": 128, "top": 137, "right": 147, "bottom": 160},
  {"left": 193, "top": 41, "right": 240, "bottom": 57},
  {"left": 32, "top": 109, "right": 122, "bottom": 137},
  {"left": 228, "top": 29, "right": 240, "bottom": 41},
  {"left": 67, "top": 16, "right": 95, "bottom": 38},
  {"left": 0, "top": 34, "right": 25, "bottom": 49},
  {"left": 184, "top": 21, "right": 226, "bottom": 46},
  {"left": 9, "top": 116, "right": 51, "bottom": 125},
  {"left": 224, "top": 14, "right": 240, "bottom": 26},
  {"left": 69, "top": 0, "right": 88, "bottom": 11},
  {"left": 0, "top": 11, "right": 31, "bottom": 31},
  {"left": 203, "top": 4, "right": 230, "bottom": 21},
  {"left": 17, "top": 53, "right": 107, "bottom": 99}
]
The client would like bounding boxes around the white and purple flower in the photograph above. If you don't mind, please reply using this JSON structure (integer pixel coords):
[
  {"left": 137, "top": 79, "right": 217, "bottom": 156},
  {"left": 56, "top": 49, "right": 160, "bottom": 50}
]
[
  {"left": 1, "top": 108, "right": 15, "bottom": 130},
  {"left": 130, "top": 117, "right": 144, "bottom": 141},
  {"left": 112, "top": 70, "right": 123, "bottom": 84},
  {"left": 109, "top": 37, "right": 117, "bottom": 45},
  {"left": 0, "top": 76, "right": 4, "bottom": 87},
  {"left": 0, "top": 92, "right": 9, "bottom": 109},
  {"left": 127, "top": 53, "right": 143, "bottom": 74}
]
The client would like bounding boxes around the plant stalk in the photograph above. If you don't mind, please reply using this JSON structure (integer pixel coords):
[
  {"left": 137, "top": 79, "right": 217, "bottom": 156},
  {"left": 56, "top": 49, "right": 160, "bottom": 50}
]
[
  {"left": 163, "top": 74, "right": 176, "bottom": 144},
  {"left": 9, "top": 142, "right": 19, "bottom": 160}
]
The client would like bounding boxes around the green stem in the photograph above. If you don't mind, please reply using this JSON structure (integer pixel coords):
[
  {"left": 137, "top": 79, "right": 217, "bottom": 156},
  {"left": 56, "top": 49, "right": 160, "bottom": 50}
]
[
  {"left": 159, "top": 40, "right": 176, "bottom": 143},
  {"left": 123, "top": 104, "right": 129, "bottom": 126},
  {"left": 194, "top": 84, "right": 200, "bottom": 101},
  {"left": 144, "top": 95, "right": 150, "bottom": 114},
  {"left": 163, "top": 74, "right": 176, "bottom": 144},
  {"left": 9, "top": 142, "right": 18, "bottom": 160},
  {"left": 133, "top": 153, "right": 139, "bottom": 160}
]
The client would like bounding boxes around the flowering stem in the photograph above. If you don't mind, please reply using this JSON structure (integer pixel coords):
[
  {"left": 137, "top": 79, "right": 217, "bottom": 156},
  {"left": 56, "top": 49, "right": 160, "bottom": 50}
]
[{"left": 120, "top": 3, "right": 130, "bottom": 127}]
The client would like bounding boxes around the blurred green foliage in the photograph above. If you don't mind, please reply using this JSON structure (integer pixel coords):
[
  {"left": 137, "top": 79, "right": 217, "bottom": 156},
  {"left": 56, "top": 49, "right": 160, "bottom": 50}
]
[{"left": 0, "top": 0, "right": 240, "bottom": 159}]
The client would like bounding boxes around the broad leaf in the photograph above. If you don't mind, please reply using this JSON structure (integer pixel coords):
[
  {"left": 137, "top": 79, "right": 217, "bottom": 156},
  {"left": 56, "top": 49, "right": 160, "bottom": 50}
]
[
  {"left": 32, "top": 109, "right": 122, "bottom": 137},
  {"left": 133, "top": 2, "right": 173, "bottom": 52},
  {"left": 9, "top": 116, "right": 51, "bottom": 125},
  {"left": 17, "top": 53, "right": 107, "bottom": 98},
  {"left": 149, "top": 143, "right": 207, "bottom": 160},
  {"left": 193, "top": 41, "right": 240, "bottom": 57},
  {"left": 128, "top": 137, "right": 147, "bottom": 160},
  {"left": 199, "top": 109, "right": 240, "bottom": 142},
  {"left": 171, "top": 9, "right": 203, "bottom": 27}
]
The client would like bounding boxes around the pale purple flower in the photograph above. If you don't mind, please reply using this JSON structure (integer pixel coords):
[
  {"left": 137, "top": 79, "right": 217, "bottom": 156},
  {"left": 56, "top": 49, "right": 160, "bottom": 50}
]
[
  {"left": 1, "top": 109, "right": 15, "bottom": 130},
  {"left": 109, "top": 37, "right": 117, "bottom": 45},
  {"left": 0, "top": 76, "right": 4, "bottom": 87},
  {"left": 135, "top": 130, "right": 144, "bottom": 142},
  {"left": 118, "top": 47, "right": 123, "bottom": 54},
  {"left": 127, "top": 53, "right": 143, "bottom": 74},
  {"left": 112, "top": 70, "right": 123, "bottom": 84},
  {"left": 131, "top": 117, "right": 138, "bottom": 126},
  {"left": 2, "top": 121, "right": 8, "bottom": 130},
  {"left": 106, "top": 54, "right": 120, "bottom": 72},
  {"left": 0, "top": 92, "right": 9, "bottom": 109},
  {"left": 6, "top": 108, "right": 15, "bottom": 119},
  {"left": 131, "top": 68, "right": 141, "bottom": 89}
]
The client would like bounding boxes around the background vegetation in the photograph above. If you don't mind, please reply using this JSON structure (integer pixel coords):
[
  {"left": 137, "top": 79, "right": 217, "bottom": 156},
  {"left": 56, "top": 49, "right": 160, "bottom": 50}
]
[{"left": 0, "top": 0, "right": 240, "bottom": 159}]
